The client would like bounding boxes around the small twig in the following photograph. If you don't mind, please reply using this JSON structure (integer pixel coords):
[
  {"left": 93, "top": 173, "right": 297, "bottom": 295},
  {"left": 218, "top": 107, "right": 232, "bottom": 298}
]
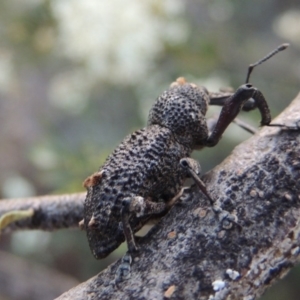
[{"left": 0, "top": 193, "right": 85, "bottom": 233}]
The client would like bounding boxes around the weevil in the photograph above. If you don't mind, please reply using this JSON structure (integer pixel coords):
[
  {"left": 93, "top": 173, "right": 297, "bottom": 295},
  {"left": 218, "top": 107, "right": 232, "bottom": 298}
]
[{"left": 83, "top": 44, "right": 290, "bottom": 262}]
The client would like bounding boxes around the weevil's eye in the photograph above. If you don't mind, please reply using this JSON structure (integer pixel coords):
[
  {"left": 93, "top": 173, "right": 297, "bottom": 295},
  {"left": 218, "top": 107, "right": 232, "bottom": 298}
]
[
  {"left": 180, "top": 159, "right": 189, "bottom": 168},
  {"left": 245, "top": 83, "right": 253, "bottom": 88}
]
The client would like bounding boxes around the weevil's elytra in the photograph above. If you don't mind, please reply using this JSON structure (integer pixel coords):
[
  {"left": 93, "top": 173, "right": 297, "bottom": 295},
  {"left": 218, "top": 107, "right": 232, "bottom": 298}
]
[
  {"left": 84, "top": 78, "right": 215, "bottom": 259},
  {"left": 84, "top": 44, "right": 290, "bottom": 262}
]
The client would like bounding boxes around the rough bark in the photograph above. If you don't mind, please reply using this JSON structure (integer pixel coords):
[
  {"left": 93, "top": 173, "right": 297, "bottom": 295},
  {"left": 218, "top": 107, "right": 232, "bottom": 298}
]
[{"left": 56, "top": 92, "right": 300, "bottom": 300}]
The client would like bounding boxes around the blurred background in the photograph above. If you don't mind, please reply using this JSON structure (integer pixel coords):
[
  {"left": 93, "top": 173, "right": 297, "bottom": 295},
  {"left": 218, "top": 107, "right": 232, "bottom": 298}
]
[{"left": 0, "top": 0, "right": 299, "bottom": 299}]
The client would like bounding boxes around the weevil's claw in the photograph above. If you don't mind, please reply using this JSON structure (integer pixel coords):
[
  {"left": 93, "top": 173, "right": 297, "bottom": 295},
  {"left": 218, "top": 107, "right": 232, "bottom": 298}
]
[{"left": 267, "top": 121, "right": 300, "bottom": 131}]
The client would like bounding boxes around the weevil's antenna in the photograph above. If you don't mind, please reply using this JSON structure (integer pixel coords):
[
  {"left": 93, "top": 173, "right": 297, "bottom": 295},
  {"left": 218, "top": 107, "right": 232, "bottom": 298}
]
[{"left": 245, "top": 43, "right": 289, "bottom": 83}]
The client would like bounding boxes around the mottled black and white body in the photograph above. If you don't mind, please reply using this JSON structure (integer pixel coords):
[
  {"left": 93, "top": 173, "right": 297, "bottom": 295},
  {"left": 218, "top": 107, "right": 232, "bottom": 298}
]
[{"left": 84, "top": 78, "right": 212, "bottom": 259}]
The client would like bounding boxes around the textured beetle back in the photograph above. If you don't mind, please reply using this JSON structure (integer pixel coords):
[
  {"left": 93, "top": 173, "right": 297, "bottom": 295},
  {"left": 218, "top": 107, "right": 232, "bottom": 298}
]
[
  {"left": 84, "top": 125, "right": 191, "bottom": 258},
  {"left": 148, "top": 77, "right": 210, "bottom": 148}
]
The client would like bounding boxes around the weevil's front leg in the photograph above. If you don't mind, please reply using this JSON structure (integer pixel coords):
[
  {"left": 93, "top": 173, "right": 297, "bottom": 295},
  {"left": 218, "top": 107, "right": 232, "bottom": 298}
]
[
  {"left": 207, "top": 116, "right": 257, "bottom": 135},
  {"left": 205, "top": 84, "right": 257, "bottom": 147},
  {"left": 253, "top": 90, "right": 300, "bottom": 130},
  {"left": 207, "top": 85, "right": 298, "bottom": 147},
  {"left": 240, "top": 89, "right": 298, "bottom": 129},
  {"left": 180, "top": 157, "right": 214, "bottom": 205},
  {"left": 121, "top": 196, "right": 167, "bottom": 254},
  {"left": 209, "top": 91, "right": 257, "bottom": 112}
]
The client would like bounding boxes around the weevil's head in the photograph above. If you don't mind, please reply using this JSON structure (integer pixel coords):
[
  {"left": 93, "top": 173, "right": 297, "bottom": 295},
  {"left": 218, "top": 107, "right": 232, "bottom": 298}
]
[{"left": 148, "top": 77, "right": 210, "bottom": 148}]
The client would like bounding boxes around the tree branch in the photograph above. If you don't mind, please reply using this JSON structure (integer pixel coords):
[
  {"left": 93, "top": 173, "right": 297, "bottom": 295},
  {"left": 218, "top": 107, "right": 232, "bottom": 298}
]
[
  {"left": 0, "top": 193, "right": 85, "bottom": 233},
  {"left": 1, "top": 94, "right": 299, "bottom": 300},
  {"left": 56, "top": 92, "right": 300, "bottom": 300}
]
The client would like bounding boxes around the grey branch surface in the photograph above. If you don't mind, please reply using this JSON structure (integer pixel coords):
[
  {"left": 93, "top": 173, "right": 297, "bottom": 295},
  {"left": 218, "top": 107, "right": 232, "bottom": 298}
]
[
  {"left": 56, "top": 92, "right": 300, "bottom": 300},
  {"left": 0, "top": 193, "right": 85, "bottom": 233}
]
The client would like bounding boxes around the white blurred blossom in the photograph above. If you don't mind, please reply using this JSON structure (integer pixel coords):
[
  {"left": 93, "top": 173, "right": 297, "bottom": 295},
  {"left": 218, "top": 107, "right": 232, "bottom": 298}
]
[
  {"left": 48, "top": 70, "right": 92, "bottom": 114},
  {"left": 51, "top": 0, "right": 188, "bottom": 86},
  {"left": 273, "top": 10, "right": 300, "bottom": 48},
  {"left": 11, "top": 231, "right": 51, "bottom": 256},
  {"left": 29, "top": 143, "right": 59, "bottom": 170},
  {"left": 208, "top": 0, "right": 234, "bottom": 22},
  {"left": 2, "top": 174, "right": 36, "bottom": 198}
]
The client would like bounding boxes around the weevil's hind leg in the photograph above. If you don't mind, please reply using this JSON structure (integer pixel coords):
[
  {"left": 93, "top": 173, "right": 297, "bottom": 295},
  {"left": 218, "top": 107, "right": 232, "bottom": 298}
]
[
  {"left": 209, "top": 91, "right": 257, "bottom": 112},
  {"left": 121, "top": 196, "right": 168, "bottom": 254},
  {"left": 117, "top": 196, "right": 169, "bottom": 284},
  {"left": 232, "top": 118, "right": 257, "bottom": 134},
  {"left": 179, "top": 158, "right": 214, "bottom": 205},
  {"left": 250, "top": 90, "right": 299, "bottom": 130}
]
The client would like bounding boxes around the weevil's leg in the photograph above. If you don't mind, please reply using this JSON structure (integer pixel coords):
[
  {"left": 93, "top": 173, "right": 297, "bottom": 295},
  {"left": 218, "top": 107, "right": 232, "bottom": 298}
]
[
  {"left": 121, "top": 196, "right": 167, "bottom": 254},
  {"left": 232, "top": 118, "right": 257, "bottom": 134},
  {"left": 209, "top": 91, "right": 257, "bottom": 112},
  {"left": 253, "top": 89, "right": 299, "bottom": 129},
  {"left": 250, "top": 89, "right": 272, "bottom": 126},
  {"left": 209, "top": 87, "right": 297, "bottom": 136},
  {"left": 179, "top": 158, "right": 214, "bottom": 205},
  {"left": 247, "top": 89, "right": 299, "bottom": 129},
  {"left": 207, "top": 116, "right": 257, "bottom": 135},
  {"left": 121, "top": 198, "right": 139, "bottom": 254},
  {"left": 205, "top": 84, "right": 256, "bottom": 147},
  {"left": 209, "top": 91, "right": 233, "bottom": 105},
  {"left": 117, "top": 196, "right": 170, "bottom": 283}
]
